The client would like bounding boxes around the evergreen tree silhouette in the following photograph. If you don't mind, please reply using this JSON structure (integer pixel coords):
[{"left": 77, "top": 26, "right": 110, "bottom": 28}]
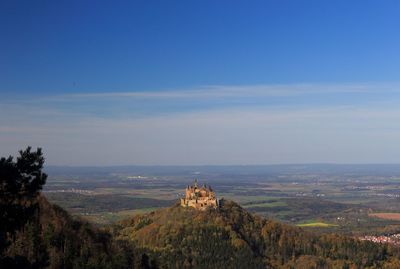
[{"left": 0, "top": 147, "right": 47, "bottom": 261}]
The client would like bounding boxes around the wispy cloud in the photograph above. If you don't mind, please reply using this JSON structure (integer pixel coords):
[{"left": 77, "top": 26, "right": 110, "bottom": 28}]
[
  {"left": 41, "top": 82, "right": 400, "bottom": 101},
  {"left": 2, "top": 105, "right": 400, "bottom": 165},
  {"left": 3, "top": 82, "right": 400, "bottom": 121},
  {"left": 2, "top": 82, "right": 400, "bottom": 165}
]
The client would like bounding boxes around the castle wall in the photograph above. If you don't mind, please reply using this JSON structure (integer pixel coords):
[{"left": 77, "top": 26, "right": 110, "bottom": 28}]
[{"left": 181, "top": 181, "right": 219, "bottom": 210}]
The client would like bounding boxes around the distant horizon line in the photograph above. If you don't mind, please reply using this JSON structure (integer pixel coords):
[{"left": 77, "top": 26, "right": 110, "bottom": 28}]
[{"left": 44, "top": 163, "right": 400, "bottom": 168}]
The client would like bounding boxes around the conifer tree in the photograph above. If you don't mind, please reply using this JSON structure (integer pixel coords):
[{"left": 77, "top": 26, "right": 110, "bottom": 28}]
[{"left": 0, "top": 147, "right": 47, "bottom": 257}]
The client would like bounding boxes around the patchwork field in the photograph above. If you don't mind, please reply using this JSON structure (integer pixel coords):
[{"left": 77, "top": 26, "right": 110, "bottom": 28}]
[{"left": 369, "top": 213, "right": 400, "bottom": 221}]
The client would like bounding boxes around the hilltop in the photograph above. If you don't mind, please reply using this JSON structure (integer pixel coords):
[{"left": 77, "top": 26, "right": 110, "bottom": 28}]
[{"left": 113, "top": 200, "right": 400, "bottom": 269}]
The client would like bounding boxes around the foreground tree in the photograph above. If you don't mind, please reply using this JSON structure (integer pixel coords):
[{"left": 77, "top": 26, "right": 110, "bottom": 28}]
[{"left": 0, "top": 147, "right": 47, "bottom": 262}]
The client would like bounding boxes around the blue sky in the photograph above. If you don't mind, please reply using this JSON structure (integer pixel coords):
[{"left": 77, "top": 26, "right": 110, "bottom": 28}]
[{"left": 1, "top": 1, "right": 400, "bottom": 165}]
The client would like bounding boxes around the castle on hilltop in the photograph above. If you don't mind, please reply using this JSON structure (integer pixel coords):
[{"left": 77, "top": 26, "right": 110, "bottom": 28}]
[{"left": 180, "top": 179, "right": 219, "bottom": 210}]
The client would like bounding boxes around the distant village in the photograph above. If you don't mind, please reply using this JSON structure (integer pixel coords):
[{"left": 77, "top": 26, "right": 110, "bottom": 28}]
[
  {"left": 44, "top": 188, "right": 93, "bottom": 195},
  {"left": 359, "top": 234, "right": 400, "bottom": 245}
]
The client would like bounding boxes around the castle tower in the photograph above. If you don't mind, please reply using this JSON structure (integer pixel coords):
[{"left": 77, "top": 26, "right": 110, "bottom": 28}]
[{"left": 180, "top": 179, "right": 219, "bottom": 210}]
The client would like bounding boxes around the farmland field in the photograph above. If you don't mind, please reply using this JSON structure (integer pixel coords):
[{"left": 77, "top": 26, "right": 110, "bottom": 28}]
[{"left": 369, "top": 213, "right": 400, "bottom": 221}]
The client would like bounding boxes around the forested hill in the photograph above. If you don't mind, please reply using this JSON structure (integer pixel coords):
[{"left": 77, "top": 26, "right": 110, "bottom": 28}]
[
  {"left": 114, "top": 200, "right": 400, "bottom": 269},
  {"left": 4, "top": 197, "right": 400, "bottom": 269}
]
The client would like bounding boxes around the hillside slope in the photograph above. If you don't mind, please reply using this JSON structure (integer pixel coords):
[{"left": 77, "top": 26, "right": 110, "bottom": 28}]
[
  {"left": 2, "top": 195, "right": 152, "bottom": 269},
  {"left": 114, "top": 200, "right": 400, "bottom": 269}
]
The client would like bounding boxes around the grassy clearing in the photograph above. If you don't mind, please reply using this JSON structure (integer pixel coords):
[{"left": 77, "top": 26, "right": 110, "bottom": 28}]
[
  {"left": 81, "top": 207, "right": 162, "bottom": 225},
  {"left": 296, "top": 221, "right": 338, "bottom": 228}
]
